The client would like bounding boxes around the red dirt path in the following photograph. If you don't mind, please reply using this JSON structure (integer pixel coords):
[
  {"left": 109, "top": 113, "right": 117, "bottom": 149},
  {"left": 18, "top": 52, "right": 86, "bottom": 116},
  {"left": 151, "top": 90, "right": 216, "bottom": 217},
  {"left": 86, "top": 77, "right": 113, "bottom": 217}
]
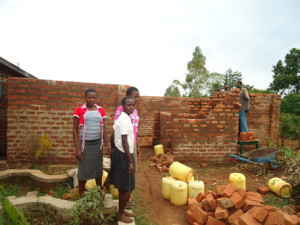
[{"left": 135, "top": 147, "right": 285, "bottom": 225}]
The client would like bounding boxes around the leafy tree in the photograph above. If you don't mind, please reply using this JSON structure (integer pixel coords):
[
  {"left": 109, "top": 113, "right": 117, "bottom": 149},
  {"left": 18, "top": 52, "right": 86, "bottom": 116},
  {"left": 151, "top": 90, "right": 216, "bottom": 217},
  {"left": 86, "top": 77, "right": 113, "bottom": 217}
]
[
  {"left": 182, "top": 46, "right": 208, "bottom": 97},
  {"left": 270, "top": 48, "right": 300, "bottom": 95},
  {"left": 164, "top": 46, "right": 209, "bottom": 97},
  {"left": 224, "top": 68, "right": 242, "bottom": 89},
  {"left": 280, "top": 93, "right": 300, "bottom": 115},
  {"left": 164, "top": 80, "right": 181, "bottom": 97}
]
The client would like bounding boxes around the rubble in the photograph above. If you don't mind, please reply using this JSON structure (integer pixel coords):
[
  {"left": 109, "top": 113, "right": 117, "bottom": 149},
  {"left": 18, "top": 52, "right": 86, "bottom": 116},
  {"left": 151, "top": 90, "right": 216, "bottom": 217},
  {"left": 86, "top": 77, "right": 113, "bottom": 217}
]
[
  {"left": 150, "top": 152, "right": 174, "bottom": 172},
  {"left": 186, "top": 183, "right": 300, "bottom": 225}
]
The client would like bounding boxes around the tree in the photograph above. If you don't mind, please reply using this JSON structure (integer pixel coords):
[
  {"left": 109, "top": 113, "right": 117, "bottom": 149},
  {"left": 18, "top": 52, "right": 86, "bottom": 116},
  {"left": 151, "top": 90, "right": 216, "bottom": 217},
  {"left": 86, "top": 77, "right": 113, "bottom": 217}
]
[
  {"left": 164, "top": 46, "right": 209, "bottom": 97},
  {"left": 270, "top": 48, "right": 300, "bottom": 95},
  {"left": 183, "top": 46, "right": 208, "bottom": 97},
  {"left": 224, "top": 68, "right": 242, "bottom": 89},
  {"left": 164, "top": 80, "right": 182, "bottom": 97}
]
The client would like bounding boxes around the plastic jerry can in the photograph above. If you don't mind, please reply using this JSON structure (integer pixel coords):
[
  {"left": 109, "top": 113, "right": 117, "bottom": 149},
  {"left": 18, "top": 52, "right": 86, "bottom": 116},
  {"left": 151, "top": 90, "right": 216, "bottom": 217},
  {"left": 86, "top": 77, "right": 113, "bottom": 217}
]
[
  {"left": 110, "top": 184, "right": 119, "bottom": 198},
  {"left": 103, "top": 194, "right": 113, "bottom": 208},
  {"left": 268, "top": 177, "right": 292, "bottom": 198},
  {"left": 85, "top": 170, "right": 108, "bottom": 190},
  {"left": 170, "top": 180, "right": 188, "bottom": 206},
  {"left": 162, "top": 176, "right": 176, "bottom": 200},
  {"left": 154, "top": 144, "right": 164, "bottom": 156},
  {"left": 229, "top": 173, "right": 246, "bottom": 190},
  {"left": 188, "top": 180, "right": 205, "bottom": 198},
  {"left": 169, "top": 161, "right": 194, "bottom": 183}
]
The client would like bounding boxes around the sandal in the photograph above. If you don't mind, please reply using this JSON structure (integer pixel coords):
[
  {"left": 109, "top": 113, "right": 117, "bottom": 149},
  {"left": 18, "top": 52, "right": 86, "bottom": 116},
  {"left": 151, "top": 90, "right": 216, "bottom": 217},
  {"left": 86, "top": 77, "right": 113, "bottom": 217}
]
[
  {"left": 128, "top": 200, "right": 136, "bottom": 206},
  {"left": 125, "top": 202, "right": 132, "bottom": 209}
]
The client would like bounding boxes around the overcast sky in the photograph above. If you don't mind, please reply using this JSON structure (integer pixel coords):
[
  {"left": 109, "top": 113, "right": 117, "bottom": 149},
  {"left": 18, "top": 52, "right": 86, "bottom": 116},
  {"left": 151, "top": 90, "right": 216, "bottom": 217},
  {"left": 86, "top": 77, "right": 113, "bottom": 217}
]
[{"left": 1, "top": 0, "right": 300, "bottom": 96}]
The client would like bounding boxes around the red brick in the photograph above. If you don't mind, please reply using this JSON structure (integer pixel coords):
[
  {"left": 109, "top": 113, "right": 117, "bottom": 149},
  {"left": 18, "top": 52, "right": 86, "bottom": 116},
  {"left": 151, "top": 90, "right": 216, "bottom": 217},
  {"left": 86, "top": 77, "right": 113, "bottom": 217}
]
[
  {"left": 202, "top": 199, "right": 213, "bottom": 212},
  {"left": 257, "top": 186, "right": 270, "bottom": 195},
  {"left": 193, "top": 222, "right": 200, "bottom": 225},
  {"left": 188, "top": 198, "right": 199, "bottom": 209},
  {"left": 235, "top": 188, "right": 246, "bottom": 198},
  {"left": 186, "top": 209, "right": 196, "bottom": 224},
  {"left": 192, "top": 206, "right": 208, "bottom": 225},
  {"left": 232, "top": 219, "right": 241, "bottom": 225},
  {"left": 206, "top": 190, "right": 217, "bottom": 199},
  {"left": 243, "top": 199, "right": 262, "bottom": 212},
  {"left": 215, "top": 206, "right": 229, "bottom": 220},
  {"left": 263, "top": 205, "right": 276, "bottom": 213},
  {"left": 221, "top": 183, "right": 237, "bottom": 197},
  {"left": 217, "top": 197, "right": 233, "bottom": 209},
  {"left": 191, "top": 202, "right": 203, "bottom": 212},
  {"left": 282, "top": 205, "right": 295, "bottom": 215},
  {"left": 244, "top": 192, "right": 263, "bottom": 203},
  {"left": 230, "top": 192, "right": 245, "bottom": 209},
  {"left": 238, "top": 212, "right": 261, "bottom": 225},
  {"left": 196, "top": 192, "right": 205, "bottom": 202},
  {"left": 263, "top": 211, "right": 284, "bottom": 225},
  {"left": 227, "top": 209, "right": 244, "bottom": 224},
  {"left": 206, "top": 216, "right": 225, "bottom": 225},
  {"left": 278, "top": 210, "right": 298, "bottom": 225},
  {"left": 215, "top": 185, "right": 227, "bottom": 196},
  {"left": 247, "top": 206, "right": 268, "bottom": 222},
  {"left": 207, "top": 193, "right": 218, "bottom": 209}
]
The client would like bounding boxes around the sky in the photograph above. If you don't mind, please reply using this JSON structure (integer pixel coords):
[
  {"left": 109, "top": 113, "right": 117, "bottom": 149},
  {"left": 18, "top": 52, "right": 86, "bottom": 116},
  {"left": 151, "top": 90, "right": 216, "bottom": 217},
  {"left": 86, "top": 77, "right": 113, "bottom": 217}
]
[{"left": 0, "top": 0, "right": 300, "bottom": 96}]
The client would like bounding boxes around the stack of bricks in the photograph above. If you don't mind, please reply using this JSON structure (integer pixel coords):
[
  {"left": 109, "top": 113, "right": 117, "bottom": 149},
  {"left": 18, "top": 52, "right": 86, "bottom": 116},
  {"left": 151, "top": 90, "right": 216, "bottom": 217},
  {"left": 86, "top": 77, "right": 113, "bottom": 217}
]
[{"left": 186, "top": 183, "right": 300, "bottom": 225}]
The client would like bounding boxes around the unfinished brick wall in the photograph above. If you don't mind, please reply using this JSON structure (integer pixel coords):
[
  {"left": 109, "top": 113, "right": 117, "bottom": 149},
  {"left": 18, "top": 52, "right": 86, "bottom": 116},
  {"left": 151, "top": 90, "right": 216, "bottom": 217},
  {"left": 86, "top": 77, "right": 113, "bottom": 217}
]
[
  {"left": 4, "top": 77, "right": 280, "bottom": 165},
  {"left": 156, "top": 90, "right": 281, "bottom": 163},
  {"left": 6, "top": 77, "right": 128, "bottom": 166}
]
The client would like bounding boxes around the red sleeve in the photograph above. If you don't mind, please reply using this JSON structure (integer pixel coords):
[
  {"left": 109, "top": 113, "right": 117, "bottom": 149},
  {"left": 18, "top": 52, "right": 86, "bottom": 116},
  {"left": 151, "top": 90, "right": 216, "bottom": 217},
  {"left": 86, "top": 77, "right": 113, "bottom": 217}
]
[
  {"left": 73, "top": 106, "right": 81, "bottom": 118},
  {"left": 99, "top": 108, "right": 107, "bottom": 118}
]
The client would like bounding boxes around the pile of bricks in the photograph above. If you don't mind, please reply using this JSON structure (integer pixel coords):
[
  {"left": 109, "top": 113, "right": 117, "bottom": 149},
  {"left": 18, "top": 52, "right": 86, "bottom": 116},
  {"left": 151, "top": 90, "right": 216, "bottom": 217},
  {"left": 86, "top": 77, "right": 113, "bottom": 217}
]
[
  {"left": 150, "top": 152, "right": 174, "bottom": 172},
  {"left": 186, "top": 183, "right": 300, "bottom": 225}
]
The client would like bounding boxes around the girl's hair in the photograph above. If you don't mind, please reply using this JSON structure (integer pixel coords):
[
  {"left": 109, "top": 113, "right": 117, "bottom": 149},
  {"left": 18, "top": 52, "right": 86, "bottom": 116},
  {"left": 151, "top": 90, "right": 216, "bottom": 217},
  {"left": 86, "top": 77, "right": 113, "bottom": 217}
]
[
  {"left": 126, "top": 86, "right": 139, "bottom": 96},
  {"left": 85, "top": 88, "right": 97, "bottom": 97},
  {"left": 122, "top": 96, "right": 134, "bottom": 105}
]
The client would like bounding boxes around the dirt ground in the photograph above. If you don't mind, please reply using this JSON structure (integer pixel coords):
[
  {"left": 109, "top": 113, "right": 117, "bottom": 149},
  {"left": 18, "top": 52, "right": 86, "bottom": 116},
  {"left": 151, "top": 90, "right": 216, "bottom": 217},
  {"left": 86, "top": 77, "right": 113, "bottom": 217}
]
[{"left": 135, "top": 146, "right": 286, "bottom": 225}]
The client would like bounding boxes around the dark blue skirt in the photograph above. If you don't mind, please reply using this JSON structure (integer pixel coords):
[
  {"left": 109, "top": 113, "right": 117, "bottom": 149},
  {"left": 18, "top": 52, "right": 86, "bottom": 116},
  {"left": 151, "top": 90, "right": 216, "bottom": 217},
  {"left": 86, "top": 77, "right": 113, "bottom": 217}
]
[{"left": 109, "top": 147, "right": 135, "bottom": 191}]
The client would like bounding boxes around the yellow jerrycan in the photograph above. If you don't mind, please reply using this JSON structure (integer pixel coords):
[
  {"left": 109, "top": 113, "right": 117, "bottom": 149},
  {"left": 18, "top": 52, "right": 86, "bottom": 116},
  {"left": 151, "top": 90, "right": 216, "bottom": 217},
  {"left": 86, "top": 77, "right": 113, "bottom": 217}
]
[
  {"left": 268, "top": 177, "right": 292, "bottom": 198},
  {"left": 169, "top": 161, "right": 194, "bottom": 183},
  {"left": 85, "top": 170, "right": 108, "bottom": 190},
  {"left": 110, "top": 184, "right": 119, "bottom": 198},
  {"left": 170, "top": 180, "right": 188, "bottom": 206},
  {"left": 229, "top": 173, "right": 246, "bottom": 190},
  {"left": 188, "top": 180, "right": 205, "bottom": 198},
  {"left": 154, "top": 144, "right": 164, "bottom": 156},
  {"left": 162, "top": 176, "right": 176, "bottom": 200}
]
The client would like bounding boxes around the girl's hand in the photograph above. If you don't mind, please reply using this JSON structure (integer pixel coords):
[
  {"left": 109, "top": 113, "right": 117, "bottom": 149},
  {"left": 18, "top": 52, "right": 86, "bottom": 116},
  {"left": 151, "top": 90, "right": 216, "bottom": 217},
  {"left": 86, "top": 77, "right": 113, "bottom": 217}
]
[
  {"left": 128, "top": 162, "right": 134, "bottom": 174},
  {"left": 76, "top": 150, "right": 82, "bottom": 161}
]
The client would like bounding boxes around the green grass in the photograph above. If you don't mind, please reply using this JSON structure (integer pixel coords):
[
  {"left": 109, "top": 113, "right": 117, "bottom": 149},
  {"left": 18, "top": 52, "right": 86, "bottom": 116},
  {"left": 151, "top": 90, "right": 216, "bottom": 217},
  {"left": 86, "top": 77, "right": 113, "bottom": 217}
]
[
  {"left": 132, "top": 189, "right": 158, "bottom": 225},
  {"left": 263, "top": 193, "right": 291, "bottom": 208}
]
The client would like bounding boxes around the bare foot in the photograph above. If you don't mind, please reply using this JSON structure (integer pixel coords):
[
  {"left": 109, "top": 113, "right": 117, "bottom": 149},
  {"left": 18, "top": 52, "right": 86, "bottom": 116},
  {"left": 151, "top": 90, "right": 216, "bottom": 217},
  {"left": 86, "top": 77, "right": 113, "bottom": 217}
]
[
  {"left": 117, "top": 213, "right": 133, "bottom": 223},
  {"left": 124, "top": 210, "right": 135, "bottom": 217}
]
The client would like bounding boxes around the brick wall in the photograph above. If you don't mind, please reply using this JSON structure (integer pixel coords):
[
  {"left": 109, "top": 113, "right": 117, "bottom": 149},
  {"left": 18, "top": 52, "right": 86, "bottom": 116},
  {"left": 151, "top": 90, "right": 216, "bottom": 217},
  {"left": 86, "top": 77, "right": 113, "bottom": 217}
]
[
  {"left": 6, "top": 77, "right": 128, "bottom": 166},
  {"left": 5, "top": 78, "right": 281, "bottom": 165},
  {"left": 156, "top": 89, "right": 281, "bottom": 163},
  {"left": 0, "top": 80, "right": 7, "bottom": 157}
]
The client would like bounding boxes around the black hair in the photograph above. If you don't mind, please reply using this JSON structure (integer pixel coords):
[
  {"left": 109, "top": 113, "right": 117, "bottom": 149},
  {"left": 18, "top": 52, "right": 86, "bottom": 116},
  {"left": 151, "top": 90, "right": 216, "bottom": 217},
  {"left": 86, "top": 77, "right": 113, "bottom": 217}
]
[
  {"left": 126, "top": 86, "right": 139, "bottom": 96},
  {"left": 237, "top": 81, "right": 243, "bottom": 85},
  {"left": 85, "top": 88, "right": 97, "bottom": 97},
  {"left": 122, "top": 96, "right": 134, "bottom": 105}
]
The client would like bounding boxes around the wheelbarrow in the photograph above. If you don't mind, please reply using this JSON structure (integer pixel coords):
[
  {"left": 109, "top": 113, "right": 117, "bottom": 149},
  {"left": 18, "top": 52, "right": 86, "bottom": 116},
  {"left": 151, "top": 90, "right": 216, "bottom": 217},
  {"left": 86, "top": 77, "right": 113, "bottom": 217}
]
[{"left": 227, "top": 147, "right": 281, "bottom": 174}]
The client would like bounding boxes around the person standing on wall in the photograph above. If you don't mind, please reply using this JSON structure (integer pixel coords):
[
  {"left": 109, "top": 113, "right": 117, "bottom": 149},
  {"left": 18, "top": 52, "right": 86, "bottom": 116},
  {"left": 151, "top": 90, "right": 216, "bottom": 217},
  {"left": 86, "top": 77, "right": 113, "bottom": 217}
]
[
  {"left": 110, "top": 96, "right": 136, "bottom": 223},
  {"left": 113, "top": 86, "right": 140, "bottom": 208},
  {"left": 73, "top": 88, "right": 109, "bottom": 196},
  {"left": 236, "top": 81, "right": 250, "bottom": 135}
]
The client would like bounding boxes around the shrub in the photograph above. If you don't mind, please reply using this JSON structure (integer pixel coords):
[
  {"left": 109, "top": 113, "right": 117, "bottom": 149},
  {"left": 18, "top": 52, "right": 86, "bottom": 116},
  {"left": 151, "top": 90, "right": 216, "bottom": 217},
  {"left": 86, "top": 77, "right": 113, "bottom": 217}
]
[{"left": 67, "top": 187, "right": 115, "bottom": 225}]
